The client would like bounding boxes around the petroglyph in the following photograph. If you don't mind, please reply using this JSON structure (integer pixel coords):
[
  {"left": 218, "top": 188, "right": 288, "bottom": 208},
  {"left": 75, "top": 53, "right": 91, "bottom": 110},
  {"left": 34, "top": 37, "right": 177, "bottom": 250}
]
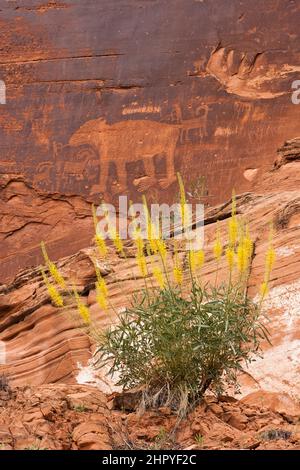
[
  {"left": 69, "top": 118, "right": 181, "bottom": 194},
  {"left": 122, "top": 105, "right": 161, "bottom": 115}
]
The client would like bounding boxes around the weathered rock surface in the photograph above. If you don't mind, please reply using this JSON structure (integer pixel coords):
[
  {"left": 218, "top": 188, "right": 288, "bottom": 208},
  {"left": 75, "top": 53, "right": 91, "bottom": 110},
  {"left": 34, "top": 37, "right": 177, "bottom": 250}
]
[
  {"left": 274, "top": 137, "right": 300, "bottom": 169},
  {"left": 0, "top": 383, "right": 299, "bottom": 450},
  {"left": 0, "top": 175, "right": 93, "bottom": 283},
  {"left": 0, "top": 144, "right": 299, "bottom": 404},
  {"left": 1, "top": 0, "right": 300, "bottom": 279},
  {"left": 0, "top": 247, "right": 108, "bottom": 386},
  {"left": 0, "top": 383, "right": 111, "bottom": 450}
]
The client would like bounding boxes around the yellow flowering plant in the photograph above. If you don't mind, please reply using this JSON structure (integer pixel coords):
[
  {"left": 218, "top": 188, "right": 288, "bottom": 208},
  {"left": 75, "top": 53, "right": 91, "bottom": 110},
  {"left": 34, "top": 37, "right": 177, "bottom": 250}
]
[
  {"left": 40, "top": 242, "right": 93, "bottom": 325},
  {"left": 94, "top": 180, "right": 274, "bottom": 416},
  {"left": 41, "top": 175, "right": 274, "bottom": 416}
]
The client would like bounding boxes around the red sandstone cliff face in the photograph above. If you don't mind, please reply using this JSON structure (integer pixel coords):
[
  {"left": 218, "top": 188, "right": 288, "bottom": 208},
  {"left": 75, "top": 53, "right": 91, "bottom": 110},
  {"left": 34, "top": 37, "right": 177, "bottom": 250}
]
[
  {"left": 0, "top": 175, "right": 93, "bottom": 282},
  {"left": 1, "top": 0, "right": 300, "bottom": 280}
]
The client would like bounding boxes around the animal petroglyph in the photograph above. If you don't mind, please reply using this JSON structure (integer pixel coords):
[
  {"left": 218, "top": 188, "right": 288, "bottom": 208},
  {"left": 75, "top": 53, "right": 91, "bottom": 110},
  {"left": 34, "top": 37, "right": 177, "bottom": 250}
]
[{"left": 69, "top": 118, "right": 181, "bottom": 194}]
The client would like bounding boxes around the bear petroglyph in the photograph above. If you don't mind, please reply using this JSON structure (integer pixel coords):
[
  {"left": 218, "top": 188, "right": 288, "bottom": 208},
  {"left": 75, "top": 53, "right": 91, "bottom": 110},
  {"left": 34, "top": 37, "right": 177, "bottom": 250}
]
[
  {"left": 69, "top": 118, "right": 181, "bottom": 194},
  {"left": 67, "top": 109, "right": 211, "bottom": 195}
]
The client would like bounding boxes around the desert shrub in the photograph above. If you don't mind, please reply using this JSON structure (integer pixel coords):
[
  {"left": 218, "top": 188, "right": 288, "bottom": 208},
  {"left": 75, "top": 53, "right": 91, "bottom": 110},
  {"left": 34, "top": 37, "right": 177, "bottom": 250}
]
[
  {"left": 261, "top": 429, "right": 292, "bottom": 441},
  {"left": 0, "top": 374, "right": 10, "bottom": 393},
  {"left": 41, "top": 175, "right": 275, "bottom": 415},
  {"left": 95, "top": 281, "right": 268, "bottom": 414}
]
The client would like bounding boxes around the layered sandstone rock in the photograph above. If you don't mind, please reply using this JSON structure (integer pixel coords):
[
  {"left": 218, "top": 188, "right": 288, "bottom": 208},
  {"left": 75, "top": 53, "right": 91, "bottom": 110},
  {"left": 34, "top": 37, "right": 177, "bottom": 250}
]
[
  {"left": 0, "top": 147, "right": 299, "bottom": 405},
  {"left": 1, "top": 0, "right": 300, "bottom": 279},
  {"left": 0, "top": 175, "right": 94, "bottom": 283}
]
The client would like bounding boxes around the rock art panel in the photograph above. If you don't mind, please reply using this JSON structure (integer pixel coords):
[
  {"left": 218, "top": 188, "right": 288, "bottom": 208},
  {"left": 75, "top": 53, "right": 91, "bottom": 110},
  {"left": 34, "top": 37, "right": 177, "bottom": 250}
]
[
  {"left": 1, "top": 0, "right": 300, "bottom": 279},
  {"left": 68, "top": 118, "right": 180, "bottom": 195}
]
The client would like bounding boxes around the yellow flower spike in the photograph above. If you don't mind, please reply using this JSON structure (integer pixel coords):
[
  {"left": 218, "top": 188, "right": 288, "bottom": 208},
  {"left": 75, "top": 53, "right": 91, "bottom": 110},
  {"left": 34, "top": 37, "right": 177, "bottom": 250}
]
[
  {"left": 135, "top": 234, "right": 148, "bottom": 278},
  {"left": 96, "top": 277, "right": 108, "bottom": 298},
  {"left": 156, "top": 238, "right": 167, "bottom": 262},
  {"left": 177, "top": 172, "right": 186, "bottom": 205},
  {"left": 173, "top": 266, "right": 183, "bottom": 286},
  {"left": 177, "top": 172, "right": 188, "bottom": 231},
  {"left": 115, "top": 234, "right": 124, "bottom": 254},
  {"left": 189, "top": 250, "right": 197, "bottom": 274},
  {"left": 135, "top": 236, "right": 144, "bottom": 254},
  {"left": 145, "top": 243, "right": 152, "bottom": 257},
  {"left": 237, "top": 242, "right": 248, "bottom": 273},
  {"left": 213, "top": 225, "right": 223, "bottom": 261},
  {"left": 132, "top": 224, "right": 140, "bottom": 240},
  {"left": 260, "top": 281, "right": 269, "bottom": 299},
  {"left": 173, "top": 242, "right": 183, "bottom": 286},
  {"left": 73, "top": 288, "right": 91, "bottom": 323},
  {"left": 265, "top": 245, "right": 276, "bottom": 278},
  {"left": 110, "top": 230, "right": 124, "bottom": 255},
  {"left": 148, "top": 223, "right": 159, "bottom": 254},
  {"left": 41, "top": 241, "right": 50, "bottom": 265},
  {"left": 146, "top": 214, "right": 159, "bottom": 255},
  {"left": 244, "top": 226, "right": 254, "bottom": 260},
  {"left": 183, "top": 204, "right": 192, "bottom": 232},
  {"left": 92, "top": 204, "right": 108, "bottom": 258},
  {"left": 48, "top": 284, "right": 64, "bottom": 308},
  {"left": 228, "top": 217, "right": 238, "bottom": 247},
  {"left": 41, "top": 269, "right": 64, "bottom": 308},
  {"left": 48, "top": 262, "right": 66, "bottom": 289},
  {"left": 189, "top": 249, "right": 205, "bottom": 274},
  {"left": 137, "top": 256, "right": 147, "bottom": 278},
  {"left": 226, "top": 247, "right": 235, "bottom": 272},
  {"left": 149, "top": 235, "right": 159, "bottom": 255},
  {"left": 94, "top": 261, "right": 102, "bottom": 282},
  {"left": 95, "top": 234, "right": 108, "bottom": 258},
  {"left": 41, "top": 242, "right": 66, "bottom": 288},
  {"left": 152, "top": 265, "right": 165, "bottom": 289},
  {"left": 96, "top": 291, "right": 108, "bottom": 311},
  {"left": 195, "top": 249, "right": 205, "bottom": 270},
  {"left": 73, "top": 288, "right": 80, "bottom": 301},
  {"left": 94, "top": 262, "right": 109, "bottom": 306},
  {"left": 77, "top": 302, "right": 91, "bottom": 324},
  {"left": 268, "top": 222, "right": 274, "bottom": 239}
]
